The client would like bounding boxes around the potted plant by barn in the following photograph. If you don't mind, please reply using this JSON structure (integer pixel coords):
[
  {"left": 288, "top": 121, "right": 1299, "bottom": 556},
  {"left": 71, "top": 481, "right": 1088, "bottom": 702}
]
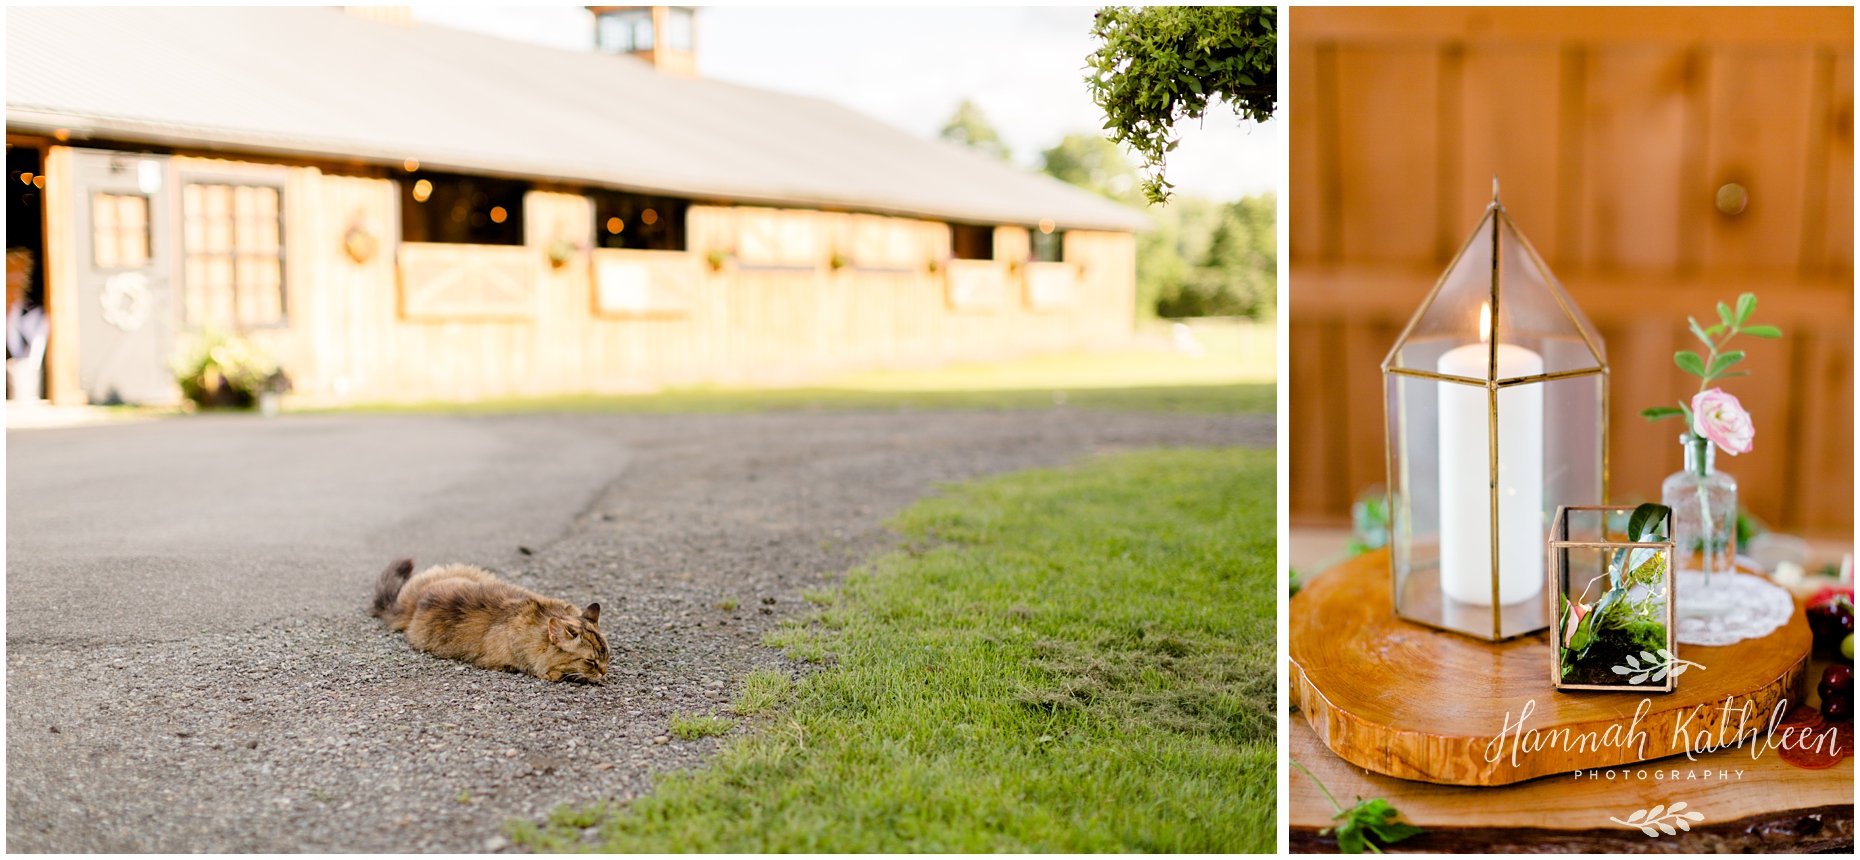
[{"left": 171, "top": 329, "right": 287, "bottom": 412}]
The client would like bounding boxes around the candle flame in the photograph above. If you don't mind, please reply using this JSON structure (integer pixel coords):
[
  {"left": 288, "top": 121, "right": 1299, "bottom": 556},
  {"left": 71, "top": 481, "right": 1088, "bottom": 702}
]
[{"left": 1479, "top": 302, "right": 1492, "bottom": 343}]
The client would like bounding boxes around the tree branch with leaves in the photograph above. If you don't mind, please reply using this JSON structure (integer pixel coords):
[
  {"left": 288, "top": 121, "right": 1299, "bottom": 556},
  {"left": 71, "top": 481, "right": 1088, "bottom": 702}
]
[{"left": 1086, "top": 6, "right": 1276, "bottom": 205}]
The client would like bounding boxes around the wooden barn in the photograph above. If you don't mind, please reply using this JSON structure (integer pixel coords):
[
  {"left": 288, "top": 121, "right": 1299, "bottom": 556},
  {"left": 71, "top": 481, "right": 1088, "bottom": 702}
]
[{"left": 4, "top": 6, "right": 1146, "bottom": 407}]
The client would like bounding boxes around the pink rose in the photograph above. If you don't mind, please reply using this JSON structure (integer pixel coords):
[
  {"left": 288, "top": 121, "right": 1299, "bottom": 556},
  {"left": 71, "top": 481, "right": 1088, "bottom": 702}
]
[{"left": 1691, "top": 388, "right": 1754, "bottom": 455}]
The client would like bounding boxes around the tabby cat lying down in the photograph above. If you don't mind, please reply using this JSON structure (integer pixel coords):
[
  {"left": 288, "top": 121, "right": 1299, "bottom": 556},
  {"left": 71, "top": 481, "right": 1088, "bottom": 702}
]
[{"left": 369, "top": 558, "right": 609, "bottom": 683}]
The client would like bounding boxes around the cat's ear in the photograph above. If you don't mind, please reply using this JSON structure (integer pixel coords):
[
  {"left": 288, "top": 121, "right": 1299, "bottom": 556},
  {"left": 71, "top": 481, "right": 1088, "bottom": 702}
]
[
  {"left": 547, "top": 617, "right": 567, "bottom": 645},
  {"left": 581, "top": 603, "right": 601, "bottom": 624}
]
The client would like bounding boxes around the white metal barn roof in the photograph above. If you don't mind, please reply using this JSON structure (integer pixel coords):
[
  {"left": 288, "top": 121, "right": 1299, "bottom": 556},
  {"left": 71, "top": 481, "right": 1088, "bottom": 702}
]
[{"left": 6, "top": 6, "right": 1148, "bottom": 232}]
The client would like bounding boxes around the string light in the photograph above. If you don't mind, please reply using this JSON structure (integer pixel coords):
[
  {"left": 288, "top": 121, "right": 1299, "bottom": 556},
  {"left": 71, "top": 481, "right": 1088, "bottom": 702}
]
[
  {"left": 606, "top": 217, "right": 624, "bottom": 234},
  {"left": 489, "top": 206, "right": 507, "bottom": 224},
  {"left": 412, "top": 179, "right": 432, "bottom": 202},
  {"left": 641, "top": 209, "right": 658, "bottom": 225}
]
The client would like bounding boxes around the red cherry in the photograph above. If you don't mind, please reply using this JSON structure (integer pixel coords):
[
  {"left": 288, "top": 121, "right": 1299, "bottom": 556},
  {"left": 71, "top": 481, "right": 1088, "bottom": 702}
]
[
  {"left": 1807, "top": 597, "right": 1856, "bottom": 655},
  {"left": 1820, "top": 664, "right": 1855, "bottom": 723}
]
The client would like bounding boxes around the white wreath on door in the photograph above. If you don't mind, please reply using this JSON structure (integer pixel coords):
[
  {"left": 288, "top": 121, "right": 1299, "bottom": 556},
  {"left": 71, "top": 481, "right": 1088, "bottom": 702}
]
[{"left": 100, "top": 271, "right": 152, "bottom": 332}]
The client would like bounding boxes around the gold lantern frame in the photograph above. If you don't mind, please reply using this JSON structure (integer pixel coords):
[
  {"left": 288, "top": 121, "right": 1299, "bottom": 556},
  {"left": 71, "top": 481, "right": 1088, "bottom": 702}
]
[
  {"left": 1548, "top": 505, "right": 1678, "bottom": 693},
  {"left": 1380, "top": 183, "right": 1609, "bottom": 641}
]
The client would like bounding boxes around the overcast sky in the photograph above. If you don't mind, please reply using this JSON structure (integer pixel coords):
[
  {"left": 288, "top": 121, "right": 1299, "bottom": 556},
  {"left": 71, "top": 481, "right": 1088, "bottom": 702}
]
[{"left": 410, "top": 5, "right": 1281, "bottom": 201}]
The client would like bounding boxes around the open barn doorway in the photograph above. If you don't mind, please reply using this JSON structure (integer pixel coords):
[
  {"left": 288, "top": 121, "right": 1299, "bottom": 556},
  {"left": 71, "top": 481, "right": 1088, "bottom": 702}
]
[{"left": 7, "top": 140, "right": 48, "bottom": 401}]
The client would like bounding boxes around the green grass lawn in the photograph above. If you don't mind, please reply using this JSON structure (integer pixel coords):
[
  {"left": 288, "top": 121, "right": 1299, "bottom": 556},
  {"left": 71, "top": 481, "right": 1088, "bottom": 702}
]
[
  {"left": 338, "top": 382, "right": 1273, "bottom": 416},
  {"left": 306, "top": 319, "right": 1276, "bottom": 416},
  {"left": 510, "top": 447, "right": 1276, "bottom": 852}
]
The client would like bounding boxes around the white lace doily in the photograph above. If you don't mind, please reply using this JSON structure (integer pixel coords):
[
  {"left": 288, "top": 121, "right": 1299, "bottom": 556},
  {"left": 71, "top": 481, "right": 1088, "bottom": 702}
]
[{"left": 1674, "top": 571, "right": 1795, "bottom": 646}]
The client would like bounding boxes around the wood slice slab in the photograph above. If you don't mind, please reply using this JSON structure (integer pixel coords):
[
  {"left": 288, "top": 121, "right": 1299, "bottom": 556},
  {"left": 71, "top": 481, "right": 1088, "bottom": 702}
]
[
  {"left": 1289, "top": 718, "right": 1854, "bottom": 852},
  {"left": 1290, "top": 549, "right": 1812, "bottom": 785}
]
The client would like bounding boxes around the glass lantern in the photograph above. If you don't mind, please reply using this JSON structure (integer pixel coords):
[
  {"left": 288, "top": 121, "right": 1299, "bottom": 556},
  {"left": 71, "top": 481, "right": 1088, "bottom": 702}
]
[
  {"left": 1550, "top": 505, "right": 1678, "bottom": 693},
  {"left": 1382, "top": 182, "right": 1607, "bottom": 641}
]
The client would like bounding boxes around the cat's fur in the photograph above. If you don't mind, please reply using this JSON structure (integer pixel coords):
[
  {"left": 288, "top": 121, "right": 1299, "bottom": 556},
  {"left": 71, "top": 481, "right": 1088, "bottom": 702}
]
[{"left": 369, "top": 558, "right": 609, "bottom": 683}]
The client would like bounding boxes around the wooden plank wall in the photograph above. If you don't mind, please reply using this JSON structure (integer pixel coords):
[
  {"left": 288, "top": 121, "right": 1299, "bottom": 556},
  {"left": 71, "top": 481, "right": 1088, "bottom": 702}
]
[
  {"left": 1290, "top": 7, "right": 1854, "bottom": 536},
  {"left": 159, "top": 165, "right": 1134, "bottom": 405},
  {"left": 41, "top": 146, "right": 81, "bottom": 404}
]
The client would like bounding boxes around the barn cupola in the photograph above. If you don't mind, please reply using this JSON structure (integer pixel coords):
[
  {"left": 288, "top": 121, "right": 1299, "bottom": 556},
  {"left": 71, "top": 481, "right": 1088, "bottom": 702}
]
[{"left": 590, "top": 6, "right": 696, "bottom": 77}]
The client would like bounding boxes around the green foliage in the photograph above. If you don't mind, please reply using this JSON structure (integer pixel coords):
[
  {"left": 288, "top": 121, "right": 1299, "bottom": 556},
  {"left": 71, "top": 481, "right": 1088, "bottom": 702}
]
[
  {"left": 939, "top": 99, "right": 1012, "bottom": 161},
  {"left": 1290, "top": 487, "right": 1387, "bottom": 598},
  {"left": 1641, "top": 292, "right": 1781, "bottom": 429},
  {"left": 513, "top": 448, "right": 1276, "bottom": 852},
  {"left": 1036, "top": 140, "right": 1275, "bottom": 320},
  {"left": 1331, "top": 798, "right": 1426, "bottom": 854},
  {"left": 1563, "top": 611, "right": 1673, "bottom": 686},
  {"left": 1626, "top": 502, "right": 1667, "bottom": 544},
  {"left": 1560, "top": 503, "right": 1673, "bottom": 682},
  {"left": 1034, "top": 136, "right": 1276, "bottom": 320},
  {"left": 1087, "top": 6, "right": 1277, "bottom": 203},
  {"left": 1039, "top": 133, "right": 1143, "bottom": 204},
  {"left": 1346, "top": 488, "right": 1390, "bottom": 556},
  {"left": 1291, "top": 761, "right": 1423, "bottom": 854},
  {"left": 170, "top": 328, "right": 285, "bottom": 409},
  {"left": 1736, "top": 507, "right": 1767, "bottom": 547},
  {"left": 1135, "top": 194, "right": 1275, "bottom": 319}
]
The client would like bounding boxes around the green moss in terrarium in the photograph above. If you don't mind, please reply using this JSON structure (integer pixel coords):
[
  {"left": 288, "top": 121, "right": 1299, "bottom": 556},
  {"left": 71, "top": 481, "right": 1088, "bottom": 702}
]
[
  {"left": 1562, "top": 609, "right": 1669, "bottom": 686},
  {"left": 1557, "top": 503, "right": 1674, "bottom": 688}
]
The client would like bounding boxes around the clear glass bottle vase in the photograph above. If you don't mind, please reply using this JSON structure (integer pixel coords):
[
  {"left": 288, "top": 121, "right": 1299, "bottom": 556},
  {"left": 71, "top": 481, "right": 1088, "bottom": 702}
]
[{"left": 1661, "top": 434, "right": 1737, "bottom": 583}]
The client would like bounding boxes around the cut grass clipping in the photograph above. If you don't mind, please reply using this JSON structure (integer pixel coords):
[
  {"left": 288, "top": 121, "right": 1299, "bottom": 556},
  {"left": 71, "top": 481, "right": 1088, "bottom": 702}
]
[{"left": 512, "top": 447, "right": 1274, "bottom": 851}]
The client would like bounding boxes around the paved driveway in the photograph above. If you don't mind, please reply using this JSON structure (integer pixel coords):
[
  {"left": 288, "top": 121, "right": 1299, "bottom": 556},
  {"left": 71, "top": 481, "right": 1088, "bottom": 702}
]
[{"left": 6, "top": 408, "right": 1271, "bottom": 852}]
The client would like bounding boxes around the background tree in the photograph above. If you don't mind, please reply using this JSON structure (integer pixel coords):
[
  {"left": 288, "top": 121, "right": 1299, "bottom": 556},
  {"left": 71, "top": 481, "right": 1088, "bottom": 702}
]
[
  {"left": 1039, "top": 134, "right": 1275, "bottom": 320},
  {"left": 938, "top": 99, "right": 1012, "bottom": 161},
  {"left": 1154, "top": 194, "right": 1275, "bottom": 318},
  {"left": 1038, "top": 133, "right": 1142, "bottom": 204},
  {"left": 1086, "top": 6, "right": 1276, "bottom": 204}
]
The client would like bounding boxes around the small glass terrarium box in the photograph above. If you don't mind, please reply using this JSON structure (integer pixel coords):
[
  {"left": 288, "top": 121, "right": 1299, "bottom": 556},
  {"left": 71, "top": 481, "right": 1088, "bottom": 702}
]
[{"left": 1551, "top": 504, "right": 1681, "bottom": 693}]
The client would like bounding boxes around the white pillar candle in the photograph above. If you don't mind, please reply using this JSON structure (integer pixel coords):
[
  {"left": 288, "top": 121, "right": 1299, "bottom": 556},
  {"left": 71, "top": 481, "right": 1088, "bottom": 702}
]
[{"left": 1437, "top": 340, "right": 1544, "bottom": 605}]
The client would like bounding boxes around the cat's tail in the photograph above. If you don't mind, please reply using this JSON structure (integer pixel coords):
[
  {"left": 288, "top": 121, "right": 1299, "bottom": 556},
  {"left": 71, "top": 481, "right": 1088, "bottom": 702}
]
[{"left": 369, "top": 557, "right": 416, "bottom": 619}]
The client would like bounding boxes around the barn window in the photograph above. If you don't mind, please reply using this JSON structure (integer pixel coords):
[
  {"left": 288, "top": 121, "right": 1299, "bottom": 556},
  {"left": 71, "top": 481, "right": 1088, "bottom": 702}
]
[
  {"left": 91, "top": 193, "right": 151, "bottom": 268},
  {"left": 401, "top": 171, "right": 526, "bottom": 246},
  {"left": 663, "top": 7, "right": 695, "bottom": 51},
  {"left": 1031, "top": 225, "right": 1066, "bottom": 263},
  {"left": 182, "top": 183, "right": 285, "bottom": 327},
  {"left": 950, "top": 223, "right": 994, "bottom": 260},
  {"left": 596, "top": 8, "right": 654, "bottom": 52},
  {"left": 591, "top": 190, "right": 688, "bottom": 252}
]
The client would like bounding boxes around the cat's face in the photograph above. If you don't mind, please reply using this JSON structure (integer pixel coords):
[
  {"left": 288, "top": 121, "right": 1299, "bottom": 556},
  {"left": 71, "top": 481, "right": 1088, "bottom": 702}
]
[{"left": 543, "top": 603, "right": 610, "bottom": 683}]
